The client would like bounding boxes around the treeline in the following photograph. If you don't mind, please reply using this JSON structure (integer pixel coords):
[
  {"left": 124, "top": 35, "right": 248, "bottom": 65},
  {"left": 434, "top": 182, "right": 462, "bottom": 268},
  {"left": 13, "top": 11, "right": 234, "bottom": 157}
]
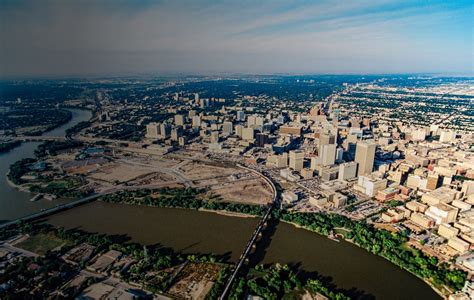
[
  {"left": 35, "top": 140, "right": 83, "bottom": 157},
  {"left": 0, "top": 108, "right": 71, "bottom": 134},
  {"left": 229, "top": 264, "right": 349, "bottom": 300},
  {"left": 0, "top": 222, "right": 351, "bottom": 299},
  {"left": 100, "top": 188, "right": 267, "bottom": 216},
  {"left": 7, "top": 158, "right": 36, "bottom": 184},
  {"left": 280, "top": 211, "right": 467, "bottom": 291},
  {"left": 65, "top": 120, "right": 91, "bottom": 137},
  {"left": 0, "top": 140, "right": 22, "bottom": 153},
  {"left": 1, "top": 223, "right": 223, "bottom": 296},
  {"left": 29, "top": 178, "right": 89, "bottom": 199},
  {"left": 99, "top": 187, "right": 467, "bottom": 293}
]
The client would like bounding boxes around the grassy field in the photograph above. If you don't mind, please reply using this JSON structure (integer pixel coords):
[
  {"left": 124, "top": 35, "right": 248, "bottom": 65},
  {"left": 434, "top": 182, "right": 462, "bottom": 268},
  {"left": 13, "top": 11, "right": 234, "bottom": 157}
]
[{"left": 15, "top": 233, "right": 70, "bottom": 255}]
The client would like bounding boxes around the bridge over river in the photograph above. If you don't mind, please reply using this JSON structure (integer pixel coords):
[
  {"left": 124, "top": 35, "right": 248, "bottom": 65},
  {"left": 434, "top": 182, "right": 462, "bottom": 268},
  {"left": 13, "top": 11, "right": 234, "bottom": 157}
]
[{"left": 219, "top": 165, "right": 279, "bottom": 300}]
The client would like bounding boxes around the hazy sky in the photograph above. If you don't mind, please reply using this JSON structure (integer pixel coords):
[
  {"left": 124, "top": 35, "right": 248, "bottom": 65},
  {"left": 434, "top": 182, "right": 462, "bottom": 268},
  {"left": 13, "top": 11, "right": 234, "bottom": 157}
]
[{"left": 0, "top": 0, "right": 472, "bottom": 77}]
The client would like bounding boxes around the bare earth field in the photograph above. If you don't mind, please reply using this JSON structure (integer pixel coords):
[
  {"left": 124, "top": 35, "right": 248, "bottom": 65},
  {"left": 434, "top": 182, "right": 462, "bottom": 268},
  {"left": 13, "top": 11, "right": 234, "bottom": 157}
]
[
  {"left": 89, "top": 163, "right": 154, "bottom": 183},
  {"left": 168, "top": 263, "right": 221, "bottom": 300},
  {"left": 210, "top": 178, "right": 273, "bottom": 205},
  {"left": 178, "top": 162, "right": 237, "bottom": 181}
]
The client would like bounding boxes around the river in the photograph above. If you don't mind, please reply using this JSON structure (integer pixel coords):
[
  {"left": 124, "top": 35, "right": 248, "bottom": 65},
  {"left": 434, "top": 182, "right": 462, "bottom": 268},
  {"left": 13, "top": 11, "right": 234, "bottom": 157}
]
[
  {"left": 45, "top": 201, "right": 440, "bottom": 300},
  {"left": 0, "top": 108, "right": 92, "bottom": 222}
]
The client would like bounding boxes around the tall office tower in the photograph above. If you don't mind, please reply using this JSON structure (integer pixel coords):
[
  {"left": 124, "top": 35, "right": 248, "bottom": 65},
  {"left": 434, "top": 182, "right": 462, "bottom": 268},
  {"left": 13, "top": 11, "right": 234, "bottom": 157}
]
[
  {"left": 159, "top": 123, "right": 171, "bottom": 139},
  {"left": 439, "top": 130, "right": 456, "bottom": 143},
  {"left": 310, "top": 156, "right": 319, "bottom": 170},
  {"left": 222, "top": 121, "right": 233, "bottom": 136},
  {"left": 255, "top": 133, "right": 269, "bottom": 147},
  {"left": 237, "top": 111, "right": 245, "bottom": 121},
  {"left": 320, "top": 144, "right": 336, "bottom": 166},
  {"left": 338, "top": 162, "right": 358, "bottom": 180},
  {"left": 319, "top": 133, "right": 336, "bottom": 147},
  {"left": 336, "top": 147, "right": 344, "bottom": 162},
  {"left": 194, "top": 93, "right": 199, "bottom": 103},
  {"left": 289, "top": 150, "right": 304, "bottom": 171},
  {"left": 355, "top": 141, "right": 376, "bottom": 176},
  {"left": 145, "top": 122, "right": 160, "bottom": 139},
  {"left": 411, "top": 129, "right": 426, "bottom": 141},
  {"left": 235, "top": 125, "right": 243, "bottom": 137},
  {"left": 247, "top": 115, "right": 256, "bottom": 127},
  {"left": 174, "top": 92, "right": 179, "bottom": 101},
  {"left": 171, "top": 126, "right": 183, "bottom": 141},
  {"left": 255, "top": 116, "right": 264, "bottom": 127},
  {"left": 192, "top": 116, "right": 201, "bottom": 128},
  {"left": 174, "top": 114, "right": 185, "bottom": 126},
  {"left": 242, "top": 127, "right": 254, "bottom": 141}
]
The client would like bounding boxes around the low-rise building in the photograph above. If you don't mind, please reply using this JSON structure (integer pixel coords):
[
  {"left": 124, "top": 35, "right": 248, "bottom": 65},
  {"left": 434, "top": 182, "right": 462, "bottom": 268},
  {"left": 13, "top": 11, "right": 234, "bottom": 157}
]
[
  {"left": 354, "top": 176, "right": 387, "bottom": 197},
  {"left": 438, "top": 223, "right": 460, "bottom": 239},
  {"left": 447, "top": 237, "right": 470, "bottom": 253},
  {"left": 411, "top": 212, "right": 435, "bottom": 229},
  {"left": 425, "top": 203, "right": 458, "bottom": 225},
  {"left": 375, "top": 187, "right": 400, "bottom": 202}
]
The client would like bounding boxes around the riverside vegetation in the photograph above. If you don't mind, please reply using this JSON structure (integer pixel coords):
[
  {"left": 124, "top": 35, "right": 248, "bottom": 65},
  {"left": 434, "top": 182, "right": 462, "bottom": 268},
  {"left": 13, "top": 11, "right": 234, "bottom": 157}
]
[
  {"left": 0, "top": 222, "right": 349, "bottom": 299},
  {"left": 100, "top": 187, "right": 467, "bottom": 294}
]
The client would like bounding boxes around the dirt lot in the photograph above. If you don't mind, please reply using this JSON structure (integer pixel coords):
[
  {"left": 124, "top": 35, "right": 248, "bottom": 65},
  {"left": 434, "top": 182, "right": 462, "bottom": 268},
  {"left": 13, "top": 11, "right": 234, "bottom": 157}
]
[
  {"left": 89, "top": 163, "right": 155, "bottom": 183},
  {"left": 168, "top": 263, "right": 221, "bottom": 300},
  {"left": 178, "top": 162, "right": 236, "bottom": 181},
  {"left": 210, "top": 178, "right": 273, "bottom": 205}
]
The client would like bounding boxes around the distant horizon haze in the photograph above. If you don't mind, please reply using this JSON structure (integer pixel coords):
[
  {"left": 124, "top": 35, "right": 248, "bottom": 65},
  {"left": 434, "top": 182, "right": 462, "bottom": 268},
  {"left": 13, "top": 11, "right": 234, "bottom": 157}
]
[{"left": 0, "top": 0, "right": 472, "bottom": 77}]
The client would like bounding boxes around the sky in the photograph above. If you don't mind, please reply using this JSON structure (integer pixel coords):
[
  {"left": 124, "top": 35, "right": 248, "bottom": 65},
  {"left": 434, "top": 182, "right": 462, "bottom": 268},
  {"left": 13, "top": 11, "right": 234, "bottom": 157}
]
[{"left": 0, "top": 0, "right": 472, "bottom": 77}]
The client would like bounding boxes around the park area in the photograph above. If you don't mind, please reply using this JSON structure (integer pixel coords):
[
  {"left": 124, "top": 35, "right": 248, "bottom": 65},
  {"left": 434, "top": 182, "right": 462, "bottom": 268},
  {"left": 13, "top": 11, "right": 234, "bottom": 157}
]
[{"left": 14, "top": 233, "right": 71, "bottom": 255}]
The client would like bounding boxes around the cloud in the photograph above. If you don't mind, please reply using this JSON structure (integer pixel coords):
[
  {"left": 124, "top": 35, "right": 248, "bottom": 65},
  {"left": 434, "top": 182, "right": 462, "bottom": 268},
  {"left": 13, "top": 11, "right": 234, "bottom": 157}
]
[{"left": 0, "top": 0, "right": 472, "bottom": 77}]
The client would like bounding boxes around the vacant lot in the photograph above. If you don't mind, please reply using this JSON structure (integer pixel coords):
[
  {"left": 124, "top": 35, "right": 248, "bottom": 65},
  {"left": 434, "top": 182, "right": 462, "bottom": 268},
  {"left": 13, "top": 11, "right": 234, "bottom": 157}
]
[
  {"left": 168, "top": 263, "right": 221, "bottom": 300},
  {"left": 179, "top": 162, "right": 236, "bottom": 181},
  {"left": 211, "top": 179, "right": 273, "bottom": 205},
  {"left": 89, "top": 163, "right": 153, "bottom": 183},
  {"left": 15, "top": 233, "right": 70, "bottom": 255}
]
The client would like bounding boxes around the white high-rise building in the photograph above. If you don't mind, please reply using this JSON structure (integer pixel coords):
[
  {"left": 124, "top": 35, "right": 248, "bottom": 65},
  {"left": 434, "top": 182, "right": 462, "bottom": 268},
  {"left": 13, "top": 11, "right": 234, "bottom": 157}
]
[
  {"left": 146, "top": 122, "right": 160, "bottom": 139},
  {"left": 235, "top": 125, "right": 243, "bottom": 137},
  {"left": 174, "top": 114, "right": 185, "bottom": 126},
  {"left": 237, "top": 111, "right": 245, "bottom": 121},
  {"left": 411, "top": 129, "right": 426, "bottom": 141},
  {"left": 336, "top": 147, "right": 344, "bottom": 162},
  {"left": 159, "top": 123, "right": 171, "bottom": 139},
  {"left": 439, "top": 130, "right": 456, "bottom": 143},
  {"left": 338, "top": 162, "right": 358, "bottom": 180},
  {"left": 247, "top": 115, "right": 256, "bottom": 127},
  {"left": 289, "top": 150, "right": 304, "bottom": 171},
  {"left": 320, "top": 144, "right": 336, "bottom": 166},
  {"left": 242, "top": 127, "right": 254, "bottom": 140},
  {"left": 222, "top": 121, "right": 233, "bottom": 136},
  {"left": 192, "top": 116, "right": 201, "bottom": 128}
]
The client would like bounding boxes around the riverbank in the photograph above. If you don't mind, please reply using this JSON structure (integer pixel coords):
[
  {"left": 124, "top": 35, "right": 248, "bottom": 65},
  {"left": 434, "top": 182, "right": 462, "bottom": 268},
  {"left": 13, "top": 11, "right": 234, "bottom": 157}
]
[
  {"left": 198, "top": 208, "right": 258, "bottom": 218},
  {"left": 5, "top": 172, "right": 30, "bottom": 193},
  {"left": 43, "top": 200, "right": 442, "bottom": 299},
  {"left": 279, "top": 219, "right": 447, "bottom": 298},
  {"left": 0, "top": 109, "right": 93, "bottom": 222},
  {"left": 97, "top": 187, "right": 465, "bottom": 296}
]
